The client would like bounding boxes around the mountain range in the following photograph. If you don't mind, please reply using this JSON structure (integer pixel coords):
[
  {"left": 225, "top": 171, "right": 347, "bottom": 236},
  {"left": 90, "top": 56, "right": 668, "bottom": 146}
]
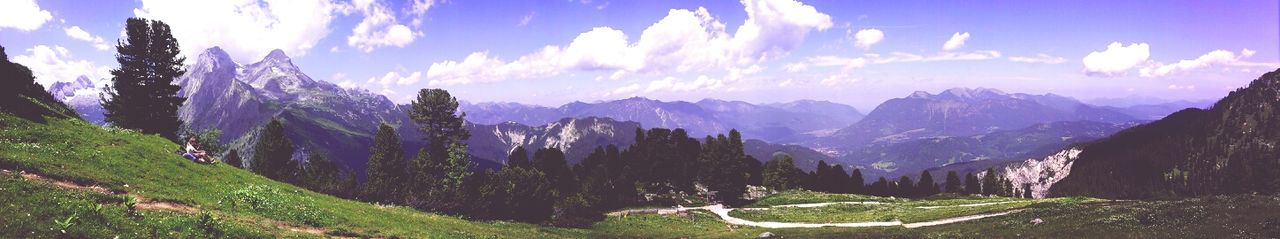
[
  {"left": 461, "top": 97, "right": 865, "bottom": 143},
  {"left": 1051, "top": 68, "right": 1280, "bottom": 198}
]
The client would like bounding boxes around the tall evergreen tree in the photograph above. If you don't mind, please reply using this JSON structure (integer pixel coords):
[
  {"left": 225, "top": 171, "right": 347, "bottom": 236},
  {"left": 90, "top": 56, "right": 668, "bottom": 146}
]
[
  {"left": 917, "top": 171, "right": 939, "bottom": 197},
  {"left": 896, "top": 176, "right": 914, "bottom": 197},
  {"left": 981, "top": 168, "right": 1000, "bottom": 196},
  {"left": 302, "top": 152, "right": 347, "bottom": 196},
  {"left": 964, "top": 173, "right": 981, "bottom": 195},
  {"left": 363, "top": 123, "right": 405, "bottom": 203},
  {"left": 870, "top": 177, "right": 890, "bottom": 196},
  {"left": 408, "top": 89, "right": 469, "bottom": 162},
  {"left": 848, "top": 169, "right": 864, "bottom": 194},
  {"left": 533, "top": 147, "right": 577, "bottom": 198},
  {"left": 944, "top": 171, "right": 962, "bottom": 193},
  {"left": 101, "top": 18, "right": 186, "bottom": 141},
  {"left": 762, "top": 154, "right": 804, "bottom": 191},
  {"left": 507, "top": 146, "right": 530, "bottom": 168},
  {"left": 250, "top": 118, "right": 296, "bottom": 183},
  {"left": 224, "top": 149, "right": 243, "bottom": 169},
  {"left": 697, "top": 131, "right": 752, "bottom": 205}
]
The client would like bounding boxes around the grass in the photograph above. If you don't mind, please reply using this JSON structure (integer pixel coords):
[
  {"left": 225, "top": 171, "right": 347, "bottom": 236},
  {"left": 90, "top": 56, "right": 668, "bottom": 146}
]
[
  {"left": 732, "top": 196, "right": 1052, "bottom": 223},
  {"left": 590, "top": 191, "right": 1280, "bottom": 238},
  {"left": 748, "top": 190, "right": 903, "bottom": 207},
  {"left": 0, "top": 114, "right": 585, "bottom": 238}
]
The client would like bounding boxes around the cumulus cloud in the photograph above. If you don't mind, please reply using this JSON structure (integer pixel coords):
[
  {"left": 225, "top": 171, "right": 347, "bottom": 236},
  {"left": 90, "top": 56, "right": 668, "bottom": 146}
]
[
  {"left": 853, "top": 28, "right": 884, "bottom": 50},
  {"left": 942, "top": 32, "right": 969, "bottom": 51},
  {"left": 1081, "top": 42, "right": 1150, "bottom": 77},
  {"left": 64, "top": 26, "right": 112, "bottom": 51},
  {"left": 1167, "top": 84, "right": 1195, "bottom": 90},
  {"left": 425, "top": 0, "right": 832, "bottom": 85},
  {"left": 611, "top": 83, "right": 642, "bottom": 96},
  {"left": 10, "top": 45, "right": 111, "bottom": 89},
  {"left": 0, "top": 0, "right": 52, "bottom": 31},
  {"left": 369, "top": 71, "right": 423, "bottom": 87},
  {"left": 645, "top": 75, "right": 725, "bottom": 92},
  {"left": 1139, "top": 49, "right": 1265, "bottom": 77},
  {"left": 1008, "top": 53, "right": 1067, "bottom": 64},
  {"left": 783, "top": 62, "right": 808, "bottom": 73},
  {"left": 347, "top": 0, "right": 426, "bottom": 52},
  {"left": 134, "top": 0, "right": 342, "bottom": 64}
]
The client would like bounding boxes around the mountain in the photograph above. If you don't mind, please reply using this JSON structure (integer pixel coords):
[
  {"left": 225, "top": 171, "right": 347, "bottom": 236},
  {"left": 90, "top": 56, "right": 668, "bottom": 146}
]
[
  {"left": 842, "top": 120, "right": 1135, "bottom": 179},
  {"left": 1103, "top": 100, "right": 1215, "bottom": 120},
  {"left": 459, "top": 101, "right": 562, "bottom": 126},
  {"left": 466, "top": 117, "right": 641, "bottom": 166},
  {"left": 1051, "top": 68, "right": 1280, "bottom": 199},
  {"left": 697, "top": 99, "right": 864, "bottom": 142},
  {"left": 742, "top": 139, "right": 835, "bottom": 172},
  {"left": 45, "top": 76, "right": 106, "bottom": 124},
  {"left": 461, "top": 97, "right": 864, "bottom": 143},
  {"left": 0, "top": 45, "right": 78, "bottom": 122},
  {"left": 810, "top": 88, "right": 1135, "bottom": 155},
  {"left": 177, "top": 47, "right": 425, "bottom": 177}
]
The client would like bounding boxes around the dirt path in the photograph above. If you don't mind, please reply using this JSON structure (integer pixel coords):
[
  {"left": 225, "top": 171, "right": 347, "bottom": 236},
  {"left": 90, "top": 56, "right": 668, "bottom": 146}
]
[
  {"left": 3, "top": 169, "right": 354, "bottom": 238},
  {"left": 684, "top": 203, "right": 1027, "bottom": 229},
  {"left": 769, "top": 201, "right": 885, "bottom": 208}
]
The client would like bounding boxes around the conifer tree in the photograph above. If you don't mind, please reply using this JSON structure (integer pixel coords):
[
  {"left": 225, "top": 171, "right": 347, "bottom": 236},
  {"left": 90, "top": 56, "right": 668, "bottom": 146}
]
[
  {"left": 981, "top": 168, "right": 1000, "bottom": 196},
  {"left": 363, "top": 123, "right": 405, "bottom": 203},
  {"left": 507, "top": 146, "right": 530, "bottom": 168},
  {"left": 964, "top": 172, "right": 981, "bottom": 195},
  {"left": 251, "top": 118, "right": 296, "bottom": 183},
  {"left": 224, "top": 149, "right": 243, "bottom": 169},
  {"left": 101, "top": 18, "right": 186, "bottom": 141},
  {"left": 848, "top": 168, "right": 864, "bottom": 194},
  {"left": 763, "top": 154, "right": 803, "bottom": 191},
  {"left": 896, "top": 176, "right": 914, "bottom": 197},
  {"left": 917, "top": 171, "right": 938, "bottom": 197},
  {"left": 944, "top": 171, "right": 962, "bottom": 193}
]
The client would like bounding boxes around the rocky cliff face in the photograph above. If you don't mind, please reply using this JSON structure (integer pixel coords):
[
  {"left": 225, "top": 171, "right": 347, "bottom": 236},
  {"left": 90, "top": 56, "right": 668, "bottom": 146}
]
[{"left": 1000, "top": 148, "right": 1081, "bottom": 198}]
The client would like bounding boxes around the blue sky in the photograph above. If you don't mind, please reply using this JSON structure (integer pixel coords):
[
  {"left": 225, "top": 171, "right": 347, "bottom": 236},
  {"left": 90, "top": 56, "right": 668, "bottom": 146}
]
[{"left": 1, "top": 0, "right": 1277, "bottom": 110}]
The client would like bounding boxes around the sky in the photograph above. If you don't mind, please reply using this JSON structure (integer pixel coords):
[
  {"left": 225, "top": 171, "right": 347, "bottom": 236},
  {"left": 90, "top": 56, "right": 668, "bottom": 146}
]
[{"left": 1, "top": 0, "right": 1277, "bottom": 110}]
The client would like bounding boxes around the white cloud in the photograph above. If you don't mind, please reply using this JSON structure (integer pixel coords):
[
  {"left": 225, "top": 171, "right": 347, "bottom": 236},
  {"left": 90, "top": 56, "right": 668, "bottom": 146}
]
[
  {"left": 0, "top": 0, "right": 52, "bottom": 31},
  {"left": 1081, "top": 42, "right": 1150, "bottom": 77},
  {"left": 819, "top": 72, "right": 857, "bottom": 86},
  {"left": 10, "top": 45, "right": 111, "bottom": 89},
  {"left": 777, "top": 79, "right": 794, "bottom": 87},
  {"left": 64, "top": 26, "right": 112, "bottom": 51},
  {"left": 347, "top": 0, "right": 424, "bottom": 52},
  {"left": 611, "top": 83, "right": 642, "bottom": 96},
  {"left": 783, "top": 62, "right": 808, "bottom": 72},
  {"left": 1167, "top": 84, "right": 1195, "bottom": 90},
  {"left": 1139, "top": 49, "right": 1266, "bottom": 77},
  {"left": 853, "top": 28, "right": 884, "bottom": 50},
  {"left": 645, "top": 75, "right": 725, "bottom": 92},
  {"left": 135, "top": 0, "right": 342, "bottom": 64},
  {"left": 807, "top": 55, "right": 867, "bottom": 69},
  {"left": 518, "top": 12, "right": 535, "bottom": 27},
  {"left": 369, "top": 71, "right": 423, "bottom": 88},
  {"left": 1008, "top": 53, "right": 1067, "bottom": 64},
  {"left": 869, "top": 50, "right": 1001, "bottom": 63},
  {"left": 942, "top": 32, "right": 969, "bottom": 51},
  {"left": 425, "top": 0, "right": 832, "bottom": 85}
]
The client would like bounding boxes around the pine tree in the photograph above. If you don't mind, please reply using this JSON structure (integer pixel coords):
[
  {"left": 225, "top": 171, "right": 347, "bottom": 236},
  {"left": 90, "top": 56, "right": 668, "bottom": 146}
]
[
  {"left": 250, "top": 118, "right": 296, "bottom": 183},
  {"left": 870, "top": 177, "right": 889, "bottom": 196},
  {"left": 981, "top": 168, "right": 999, "bottom": 196},
  {"left": 964, "top": 173, "right": 981, "bottom": 195},
  {"left": 763, "top": 154, "right": 803, "bottom": 191},
  {"left": 533, "top": 147, "right": 577, "bottom": 198},
  {"left": 408, "top": 89, "right": 469, "bottom": 163},
  {"left": 917, "top": 171, "right": 938, "bottom": 197},
  {"left": 944, "top": 171, "right": 962, "bottom": 193},
  {"left": 896, "top": 176, "right": 914, "bottom": 197},
  {"left": 302, "top": 152, "right": 343, "bottom": 196},
  {"left": 224, "top": 149, "right": 243, "bottom": 169},
  {"left": 363, "top": 123, "right": 405, "bottom": 204},
  {"left": 848, "top": 169, "right": 865, "bottom": 194},
  {"left": 101, "top": 18, "right": 186, "bottom": 141},
  {"left": 0, "top": 45, "right": 78, "bottom": 121},
  {"left": 507, "top": 146, "right": 530, "bottom": 168}
]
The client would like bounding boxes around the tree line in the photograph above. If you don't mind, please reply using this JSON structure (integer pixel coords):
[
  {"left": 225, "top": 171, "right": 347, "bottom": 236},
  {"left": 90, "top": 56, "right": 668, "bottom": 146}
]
[{"left": 763, "top": 156, "right": 1026, "bottom": 198}]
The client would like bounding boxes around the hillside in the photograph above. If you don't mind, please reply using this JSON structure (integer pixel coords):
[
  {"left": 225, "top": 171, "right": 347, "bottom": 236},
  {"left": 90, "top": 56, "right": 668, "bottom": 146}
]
[
  {"left": 1052, "top": 68, "right": 1280, "bottom": 198},
  {"left": 0, "top": 114, "right": 583, "bottom": 238}
]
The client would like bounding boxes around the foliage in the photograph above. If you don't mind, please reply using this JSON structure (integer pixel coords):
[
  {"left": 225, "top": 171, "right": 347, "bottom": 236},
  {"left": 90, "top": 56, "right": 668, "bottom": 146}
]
[
  {"left": 101, "top": 18, "right": 186, "bottom": 141},
  {"left": 0, "top": 45, "right": 79, "bottom": 122},
  {"left": 363, "top": 123, "right": 405, "bottom": 204},
  {"left": 249, "top": 118, "right": 297, "bottom": 183},
  {"left": 762, "top": 154, "right": 804, "bottom": 191}
]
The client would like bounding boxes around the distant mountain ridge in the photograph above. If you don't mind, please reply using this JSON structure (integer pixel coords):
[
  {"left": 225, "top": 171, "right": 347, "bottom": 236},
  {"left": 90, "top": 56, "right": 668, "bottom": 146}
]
[
  {"left": 460, "top": 97, "right": 865, "bottom": 143},
  {"left": 1052, "top": 68, "right": 1280, "bottom": 198},
  {"left": 806, "top": 87, "right": 1136, "bottom": 155}
]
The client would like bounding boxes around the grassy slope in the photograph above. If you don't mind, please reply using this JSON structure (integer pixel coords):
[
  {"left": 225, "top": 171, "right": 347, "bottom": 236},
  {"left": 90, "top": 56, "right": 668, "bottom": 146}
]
[
  {"left": 590, "top": 191, "right": 1280, "bottom": 238},
  {"left": 0, "top": 114, "right": 584, "bottom": 238}
]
